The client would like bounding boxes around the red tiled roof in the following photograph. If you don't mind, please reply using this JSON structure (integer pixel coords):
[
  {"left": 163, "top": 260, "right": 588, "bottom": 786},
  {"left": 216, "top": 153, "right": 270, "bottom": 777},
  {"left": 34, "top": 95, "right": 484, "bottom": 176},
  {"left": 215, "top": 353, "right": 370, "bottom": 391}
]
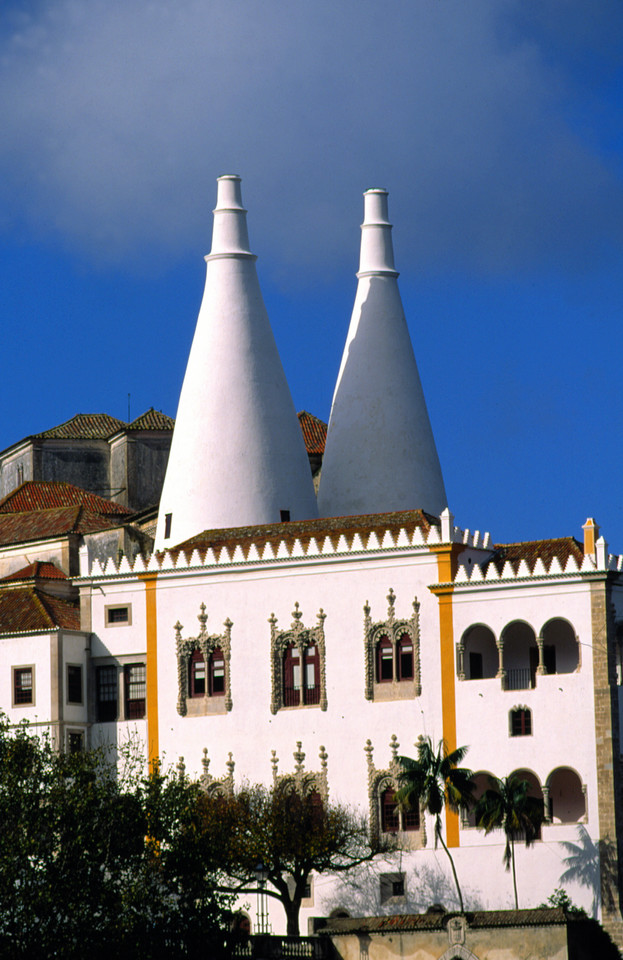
[
  {"left": 0, "top": 562, "right": 67, "bottom": 582},
  {"left": 171, "top": 508, "right": 439, "bottom": 561},
  {"left": 0, "top": 506, "right": 118, "bottom": 547},
  {"left": 297, "top": 411, "right": 327, "bottom": 455},
  {"left": 0, "top": 588, "right": 80, "bottom": 633},
  {"left": 0, "top": 482, "right": 132, "bottom": 517},
  {"left": 127, "top": 408, "right": 175, "bottom": 431},
  {"left": 31, "top": 413, "right": 127, "bottom": 440},
  {"left": 490, "top": 537, "right": 584, "bottom": 575}
]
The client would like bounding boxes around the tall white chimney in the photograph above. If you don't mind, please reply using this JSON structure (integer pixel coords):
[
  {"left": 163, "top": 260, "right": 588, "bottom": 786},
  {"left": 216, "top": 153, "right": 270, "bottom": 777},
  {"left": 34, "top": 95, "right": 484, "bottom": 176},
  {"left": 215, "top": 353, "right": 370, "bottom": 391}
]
[
  {"left": 318, "top": 188, "right": 447, "bottom": 519},
  {"left": 155, "top": 175, "right": 318, "bottom": 549}
]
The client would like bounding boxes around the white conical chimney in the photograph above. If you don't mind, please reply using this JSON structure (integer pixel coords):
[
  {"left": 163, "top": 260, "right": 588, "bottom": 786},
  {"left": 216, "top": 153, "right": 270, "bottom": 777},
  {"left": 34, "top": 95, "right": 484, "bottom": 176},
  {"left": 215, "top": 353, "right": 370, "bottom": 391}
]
[
  {"left": 318, "top": 188, "right": 447, "bottom": 519},
  {"left": 155, "top": 175, "right": 318, "bottom": 549}
]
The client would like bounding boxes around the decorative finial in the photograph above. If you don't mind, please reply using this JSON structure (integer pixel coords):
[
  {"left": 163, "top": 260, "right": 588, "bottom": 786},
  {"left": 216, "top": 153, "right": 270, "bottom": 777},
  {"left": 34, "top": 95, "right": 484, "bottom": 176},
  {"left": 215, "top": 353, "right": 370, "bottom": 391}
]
[
  {"left": 319, "top": 745, "right": 328, "bottom": 770},
  {"left": 390, "top": 734, "right": 399, "bottom": 761},
  {"left": 202, "top": 747, "right": 210, "bottom": 778},
  {"left": 174, "top": 620, "right": 183, "bottom": 637},
  {"left": 198, "top": 603, "right": 208, "bottom": 632},
  {"left": 292, "top": 602, "right": 303, "bottom": 623},
  {"left": 387, "top": 588, "right": 396, "bottom": 619},
  {"left": 294, "top": 742, "right": 305, "bottom": 773}
]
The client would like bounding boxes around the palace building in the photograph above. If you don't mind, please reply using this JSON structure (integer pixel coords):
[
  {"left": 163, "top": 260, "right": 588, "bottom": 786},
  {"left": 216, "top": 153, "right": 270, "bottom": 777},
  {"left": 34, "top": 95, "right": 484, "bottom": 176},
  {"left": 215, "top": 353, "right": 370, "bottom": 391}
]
[{"left": 1, "top": 176, "right": 622, "bottom": 944}]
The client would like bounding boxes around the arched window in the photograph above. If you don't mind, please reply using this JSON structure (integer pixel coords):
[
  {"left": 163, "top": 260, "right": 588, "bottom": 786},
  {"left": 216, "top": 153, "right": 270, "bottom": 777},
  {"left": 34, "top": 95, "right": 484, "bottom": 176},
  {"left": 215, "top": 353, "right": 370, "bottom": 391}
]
[
  {"left": 209, "top": 647, "right": 225, "bottom": 697},
  {"left": 381, "top": 787, "right": 400, "bottom": 833},
  {"left": 376, "top": 635, "right": 393, "bottom": 682},
  {"left": 304, "top": 644, "right": 320, "bottom": 704},
  {"left": 509, "top": 768, "right": 544, "bottom": 838},
  {"left": 547, "top": 767, "right": 586, "bottom": 823},
  {"left": 189, "top": 649, "right": 205, "bottom": 698},
  {"left": 461, "top": 624, "right": 498, "bottom": 680},
  {"left": 397, "top": 633, "right": 414, "bottom": 680},
  {"left": 541, "top": 619, "right": 580, "bottom": 675},
  {"left": 283, "top": 644, "right": 301, "bottom": 706},
  {"left": 510, "top": 707, "right": 532, "bottom": 736},
  {"left": 502, "top": 621, "right": 538, "bottom": 690}
]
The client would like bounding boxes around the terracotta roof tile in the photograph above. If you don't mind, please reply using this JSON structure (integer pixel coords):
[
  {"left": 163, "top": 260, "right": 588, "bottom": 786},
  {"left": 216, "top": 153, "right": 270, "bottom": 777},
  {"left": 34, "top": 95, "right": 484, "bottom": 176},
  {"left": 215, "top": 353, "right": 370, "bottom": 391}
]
[
  {"left": 0, "top": 562, "right": 67, "bottom": 582},
  {"left": 297, "top": 411, "right": 327, "bottom": 455},
  {"left": 0, "top": 588, "right": 80, "bottom": 633},
  {"left": 127, "top": 408, "right": 175, "bottom": 431},
  {"left": 31, "top": 413, "right": 127, "bottom": 440},
  {"left": 0, "top": 506, "right": 118, "bottom": 547},
  {"left": 489, "top": 537, "right": 584, "bottom": 575},
  {"left": 170, "top": 508, "right": 438, "bottom": 561},
  {"left": 320, "top": 908, "right": 571, "bottom": 935},
  {"left": 0, "top": 482, "right": 132, "bottom": 517}
]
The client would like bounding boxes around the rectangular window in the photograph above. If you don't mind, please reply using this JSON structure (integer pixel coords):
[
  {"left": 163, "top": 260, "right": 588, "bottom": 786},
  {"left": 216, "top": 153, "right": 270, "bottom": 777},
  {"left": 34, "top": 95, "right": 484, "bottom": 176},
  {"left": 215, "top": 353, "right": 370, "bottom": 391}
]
[
  {"left": 511, "top": 708, "right": 532, "bottom": 737},
  {"left": 96, "top": 665, "right": 118, "bottom": 722},
  {"left": 13, "top": 667, "right": 34, "bottom": 706},
  {"left": 105, "top": 605, "right": 132, "bottom": 627},
  {"left": 164, "top": 513, "right": 172, "bottom": 539},
  {"left": 125, "top": 664, "right": 146, "bottom": 720},
  {"left": 67, "top": 731, "right": 84, "bottom": 754},
  {"left": 67, "top": 664, "right": 83, "bottom": 704}
]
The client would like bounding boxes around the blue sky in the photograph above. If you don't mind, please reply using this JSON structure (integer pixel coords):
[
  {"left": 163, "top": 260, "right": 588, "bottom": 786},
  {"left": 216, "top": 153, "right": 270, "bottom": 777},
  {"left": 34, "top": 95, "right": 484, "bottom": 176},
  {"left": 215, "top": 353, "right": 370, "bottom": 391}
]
[{"left": 0, "top": 0, "right": 622, "bottom": 549}]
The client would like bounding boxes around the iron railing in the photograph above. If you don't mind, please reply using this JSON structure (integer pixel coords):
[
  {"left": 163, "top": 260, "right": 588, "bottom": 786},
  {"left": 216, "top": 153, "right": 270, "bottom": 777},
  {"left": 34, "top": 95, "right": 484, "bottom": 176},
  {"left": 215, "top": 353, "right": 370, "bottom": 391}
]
[{"left": 232, "top": 935, "right": 331, "bottom": 959}]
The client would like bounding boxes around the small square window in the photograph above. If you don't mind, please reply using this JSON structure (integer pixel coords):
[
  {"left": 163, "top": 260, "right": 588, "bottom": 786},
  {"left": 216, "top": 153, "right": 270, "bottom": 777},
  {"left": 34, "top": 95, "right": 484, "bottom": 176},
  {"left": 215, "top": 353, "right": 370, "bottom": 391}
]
[
  {"left": 510, "top": 708, "right": 532, "bottom": 737},
  {"left": 105, "top": 605, "right": 132, "bottom": 627},
  {"left": 13, "top": 666, "right": 34, "bottom": 706},
  {"left": 67, "top": 665, "right": 83, "bottom": 704},
  {"left": 380, "top": 872, "right": 405, "bottom": 904}
]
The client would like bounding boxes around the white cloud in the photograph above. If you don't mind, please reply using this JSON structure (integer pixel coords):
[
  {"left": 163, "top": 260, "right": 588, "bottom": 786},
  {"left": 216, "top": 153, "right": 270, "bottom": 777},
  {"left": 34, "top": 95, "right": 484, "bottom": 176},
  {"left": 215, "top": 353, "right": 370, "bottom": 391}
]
[{"left": 0, "top": 0, "right": 621, "bottom": 279}]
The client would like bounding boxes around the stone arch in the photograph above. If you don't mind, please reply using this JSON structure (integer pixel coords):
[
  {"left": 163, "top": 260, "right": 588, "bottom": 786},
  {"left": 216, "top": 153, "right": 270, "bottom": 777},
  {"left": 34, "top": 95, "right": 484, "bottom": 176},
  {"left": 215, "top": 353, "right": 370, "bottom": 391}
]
[
  {"left": 501, "top": 620, "right": 537, "bottom": 690},
  {"left": 463, "top": 770, "right": 495, "bottom": 828},
  {"left": 540, "top": 617, "right": 580, "bottom": 674},
  {"left": 509, "top": 767, "right": 544, "bottom": 834},
  {"left": 459, "top": 623, "right": 498, "bottom": 680},
  {"left": 546, "top": 766, "right": 586, "bottom": 823}
]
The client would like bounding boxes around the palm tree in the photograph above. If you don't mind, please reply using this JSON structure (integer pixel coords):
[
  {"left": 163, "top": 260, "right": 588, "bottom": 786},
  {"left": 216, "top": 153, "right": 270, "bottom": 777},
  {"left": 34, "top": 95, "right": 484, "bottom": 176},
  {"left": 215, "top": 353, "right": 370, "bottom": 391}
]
[
  {"left": 474, "top": 775, "right": 544, "bottom": 909},
  {"left": 396, "top": 737, "right": 474, "bottom": 913}
]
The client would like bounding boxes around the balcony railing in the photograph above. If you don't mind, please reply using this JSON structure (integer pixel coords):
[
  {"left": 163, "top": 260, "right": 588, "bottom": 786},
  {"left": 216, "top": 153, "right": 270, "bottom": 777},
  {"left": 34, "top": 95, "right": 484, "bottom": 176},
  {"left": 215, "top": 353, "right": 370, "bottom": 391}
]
[
  {"left": 506, "top": 668, "right": 534, "bottom": 691},
  {"left": 232, "top": 935, "right": 331, "bottom": 959}
]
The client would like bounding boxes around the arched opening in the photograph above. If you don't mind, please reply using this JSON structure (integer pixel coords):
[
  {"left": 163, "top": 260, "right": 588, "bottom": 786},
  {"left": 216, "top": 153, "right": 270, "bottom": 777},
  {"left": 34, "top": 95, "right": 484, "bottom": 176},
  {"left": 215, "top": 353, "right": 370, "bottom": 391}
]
[
  {"left": 397, "top": 633, "right": 414, "bottom": 680},
  {"left": 189, "top": 649, "right": 205, "bottom": 697},
  {"left": 541, "top": 618, "right": 579, "bottom": 674},
  {"left": 465, "top": 770, "right": 495, "bottom": 827},
  {"left": 462, "top": 624, "right": 497, "bottom": 680},
  {"left": 376, "top": 634, "right": 393, "bottom": 683},
  {"left": 547, "top": 767, "right": 586, "bottom": 823},
  {"left": 208, "top": 647, "right": 225, "bottom": 696},
  {"left": 283, "top": 644, "right": 301, "bottom": 706},
  {"left": 502, "top": 621, "right": 537, "bottom": 690},
  {"left": 509, "top": 768, "right": 544, "bottom": 838}
]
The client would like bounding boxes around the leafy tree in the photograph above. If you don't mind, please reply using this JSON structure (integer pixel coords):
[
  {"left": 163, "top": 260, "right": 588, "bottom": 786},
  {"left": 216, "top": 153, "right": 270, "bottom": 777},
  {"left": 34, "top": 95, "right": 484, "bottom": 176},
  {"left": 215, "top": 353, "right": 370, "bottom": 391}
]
[
  {"left": 0, "top": 717, "right": 232, "bottom": 959},
  {"left": 199, "top": 782, "right": 386, "bottom": 936},
  {"left": 395, "top": 737, "right": 474, "bottom": 912},
  {"left": 474, "top": 774, "right": 544, "bottom": 910}
]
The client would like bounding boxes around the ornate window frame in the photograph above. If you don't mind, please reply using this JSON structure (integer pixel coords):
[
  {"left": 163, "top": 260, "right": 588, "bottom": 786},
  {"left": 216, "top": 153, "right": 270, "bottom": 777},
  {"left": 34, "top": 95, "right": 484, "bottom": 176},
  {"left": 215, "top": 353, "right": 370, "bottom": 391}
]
[
  {"left": 365, "top": 735, "right": 426, "bottom": 851},
  {"left": 364, "top": 588, "right": 421, "bottom": 701},
  {"left": 175, "top": 603, "right": 233, "bottom": 716},
  {"left": 269, "top": 603, "right": 327, "bottom": 714}
]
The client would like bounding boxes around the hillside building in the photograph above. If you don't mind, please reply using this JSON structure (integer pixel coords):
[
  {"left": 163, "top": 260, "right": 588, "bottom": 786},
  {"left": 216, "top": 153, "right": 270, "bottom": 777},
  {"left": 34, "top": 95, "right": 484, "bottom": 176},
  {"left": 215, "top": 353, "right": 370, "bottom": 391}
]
[{"left": 1, "top": 176, "right": 622, "bottom": 947}]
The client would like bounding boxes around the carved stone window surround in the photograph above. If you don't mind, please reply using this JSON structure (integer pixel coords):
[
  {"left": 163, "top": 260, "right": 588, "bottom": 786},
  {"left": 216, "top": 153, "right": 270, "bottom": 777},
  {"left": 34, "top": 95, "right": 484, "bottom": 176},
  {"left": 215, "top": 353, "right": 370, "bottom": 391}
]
[
  {"left": 269, "top": 603, "right": 327, "bottom": 714},
  {"left": 175, "top": 603, "right": 233, "bottom": 716},
  {"left": 364, "top": 588, "right": 421, "bottom": 701},
  {"left": 365, "top": 735, "right": 426, "bottom": 850}
]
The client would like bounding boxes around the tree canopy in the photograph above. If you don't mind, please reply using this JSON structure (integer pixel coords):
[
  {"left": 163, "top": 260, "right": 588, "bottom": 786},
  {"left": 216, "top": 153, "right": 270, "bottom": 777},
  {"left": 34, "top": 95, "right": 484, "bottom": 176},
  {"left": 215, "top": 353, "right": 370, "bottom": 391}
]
[
  {"left": 0, "top": 718, "right": 232, "bottom": 959},
  {"left": 199, "top": 782, "right": 385, "bottom": 935}
]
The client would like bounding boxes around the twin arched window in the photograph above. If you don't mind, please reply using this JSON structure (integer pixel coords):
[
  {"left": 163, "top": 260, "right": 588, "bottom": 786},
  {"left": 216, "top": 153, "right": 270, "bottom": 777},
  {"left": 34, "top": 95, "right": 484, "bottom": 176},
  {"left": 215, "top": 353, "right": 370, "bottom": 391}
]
[
  {"left": 380, "top": 786, "right": 419, "bottom": 833},
  {"left": 376, "top": 633, "right": 414, "bottom": 683},
  {"left": 283, "top": 643, "right": 320, "bottom": 706},
  {"left": 189, "top": 647, "right": 225, "bottom": 698}
]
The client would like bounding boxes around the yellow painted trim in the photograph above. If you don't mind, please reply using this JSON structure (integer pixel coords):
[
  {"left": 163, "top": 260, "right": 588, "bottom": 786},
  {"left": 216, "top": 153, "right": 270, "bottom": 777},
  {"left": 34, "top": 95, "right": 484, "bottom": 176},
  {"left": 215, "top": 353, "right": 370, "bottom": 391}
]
[
  {"left": 140, "top": 574, "right": 159, "bottom": 770},
  {"left": 429, "top": 544, "right": 461, "bottom": 848}
]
